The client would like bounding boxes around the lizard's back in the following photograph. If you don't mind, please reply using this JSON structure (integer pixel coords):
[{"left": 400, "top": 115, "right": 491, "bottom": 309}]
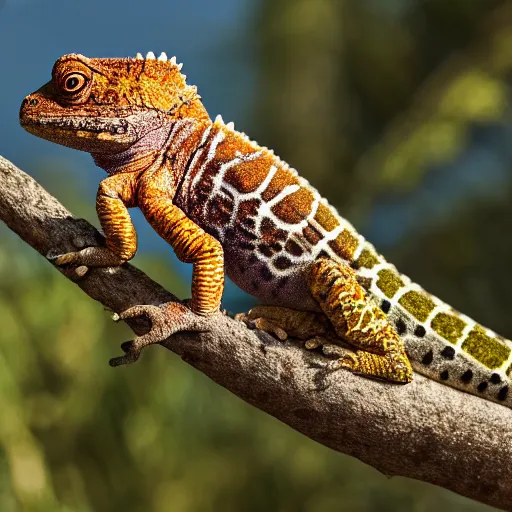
[
  {"left": 177, "top": 116, "right": 512, "bottom": 407},
  {"left": 176, "top": 118, "right": 349, "bottom": 311}
]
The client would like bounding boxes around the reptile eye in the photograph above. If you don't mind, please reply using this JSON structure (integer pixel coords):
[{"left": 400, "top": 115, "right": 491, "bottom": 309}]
[
  {"left": 62, "top": 72, "right": 86, "bottom": 93},
  {"left": 66, "top": 76, "right": 79, "bottom": 89}
]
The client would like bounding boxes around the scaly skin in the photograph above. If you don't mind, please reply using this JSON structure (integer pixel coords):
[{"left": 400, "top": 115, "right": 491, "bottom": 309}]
[{"left": 20, "top": 52, "right": 512, "bottom": 407}]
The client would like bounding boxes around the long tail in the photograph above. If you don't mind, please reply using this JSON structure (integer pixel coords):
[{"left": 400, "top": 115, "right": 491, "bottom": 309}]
[{"left": 352, "top": 240, "right": 512, "bottom": 408}]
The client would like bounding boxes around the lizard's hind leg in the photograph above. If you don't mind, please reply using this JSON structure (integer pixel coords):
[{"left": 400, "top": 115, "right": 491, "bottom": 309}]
[{"left": 309, "top": 258, "right": 413, "bottom": 384}]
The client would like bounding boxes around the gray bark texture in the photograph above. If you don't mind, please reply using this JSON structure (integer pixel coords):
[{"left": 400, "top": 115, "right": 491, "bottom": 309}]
[{"left": 0, "top": 155, "right": 511, "bottom": 510}]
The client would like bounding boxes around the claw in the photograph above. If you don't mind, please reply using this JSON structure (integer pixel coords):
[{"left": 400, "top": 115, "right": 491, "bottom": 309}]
[
  {"left": 55, "top": 254, "right": 74, "bottom": 265},
  {"left": 49, "top": 251, "right": 89, "bottom": 277},
  {"left": 75, "top": 265, "right": 89, "bottom": 277},
  {"left": 234, "top": 312, "right": 247, "bottom": 322},
  {"left": 120, "top": 340, "right": 135, "bottom": 352},
  {"left": 305, "top": 336, "right": 324, "bottom": 350},
  {"left": 49, "top": 247, "right": 126, "bottom": 268},
  {"left": 108, "top": 339, "right": 143, "bottom": 367}
]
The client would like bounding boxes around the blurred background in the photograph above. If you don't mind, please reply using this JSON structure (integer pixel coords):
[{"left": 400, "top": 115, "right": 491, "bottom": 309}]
[{"left": 0, "top": 0, "right": 510, "bottom": 510}]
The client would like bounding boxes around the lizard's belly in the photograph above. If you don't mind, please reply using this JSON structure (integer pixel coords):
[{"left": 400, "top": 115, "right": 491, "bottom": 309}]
[{"left": 222, "top": 240, "right": 319, "bottom": 311}]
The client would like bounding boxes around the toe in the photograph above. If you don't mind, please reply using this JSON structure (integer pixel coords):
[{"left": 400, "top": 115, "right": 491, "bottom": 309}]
[
  {"left": 109, "top": 301, "right": 211, "bottom": 366},
  {"left": 118, "top": 305, "right": 160, "bottom": 322},
  {"left": 109, "top": 351, "right": 140, "bottom": 367},
  {"left": 54, "top": 252, "right": 78, "bottom": 265}
]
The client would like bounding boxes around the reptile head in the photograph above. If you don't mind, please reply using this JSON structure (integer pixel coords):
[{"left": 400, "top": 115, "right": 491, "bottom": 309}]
[{"left": 20, "top": 52, "right": 207, "bottom": 154}]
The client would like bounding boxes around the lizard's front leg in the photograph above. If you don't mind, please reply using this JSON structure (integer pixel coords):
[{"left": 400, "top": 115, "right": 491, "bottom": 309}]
[
  {"left": 54, "top": 173, "right": 138, "bottom": 267},
  {"left": 109, "top": 176, "right": 224, "bottom": 366},
  {"left": 141, "top": 193, "right": 224, "bottom": 316}
]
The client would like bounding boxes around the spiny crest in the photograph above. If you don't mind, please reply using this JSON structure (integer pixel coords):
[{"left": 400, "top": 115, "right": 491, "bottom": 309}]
[
  {"left": 135, "top": 51, "right": 184, "bottom": 71},
  {"left": 212, "top": 114, "right": 281, "bottom": 163}
]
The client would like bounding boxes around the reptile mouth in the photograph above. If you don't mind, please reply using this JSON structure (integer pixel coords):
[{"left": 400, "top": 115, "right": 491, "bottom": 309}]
[{"left": 20, "top": 115, "right": 130, "bottom": 136}]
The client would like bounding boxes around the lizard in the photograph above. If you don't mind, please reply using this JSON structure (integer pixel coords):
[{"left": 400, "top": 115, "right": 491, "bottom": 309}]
[{"left": 19, "top": 51, "right": 512, "bottom": 409}]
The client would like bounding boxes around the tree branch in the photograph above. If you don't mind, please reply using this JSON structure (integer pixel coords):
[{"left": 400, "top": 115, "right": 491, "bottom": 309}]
[{"left": 0, "top": 155, "right": 511, "bottom": 510}]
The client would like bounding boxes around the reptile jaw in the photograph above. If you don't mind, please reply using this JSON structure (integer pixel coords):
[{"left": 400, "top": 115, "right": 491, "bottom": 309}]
[
  {"left": 20, "top": 112, "right": 136, "bottom": 152},
  {"left": 21, "top": 114, "right": 130, "bottom": 135}
]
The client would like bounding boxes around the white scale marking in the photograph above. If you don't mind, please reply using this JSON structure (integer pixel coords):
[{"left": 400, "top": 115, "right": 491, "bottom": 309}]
[
  {"left": 167, "top": 119, "right": 196, "bottom": 154},
  {"left": 198, "top": 120, "right": 330, "bottom": 272},
  {"left": 190, "top": 125, "right": 225, "bottom": 193},
  {"left": 186, "top": 124, "right": 212, "bottom": 176}
]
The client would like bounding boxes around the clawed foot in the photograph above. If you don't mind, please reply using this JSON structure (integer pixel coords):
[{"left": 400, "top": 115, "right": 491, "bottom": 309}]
[
  {"left": 237, "top": 306, "right": 365, "bottom": 373},
  {"left": 304, "top": 338, "right": 358, "bottom": 369},
  {"left": 110, "top": 302, "right": 207, "bottom": 367},
  {"left": 235, "top": 305, "right": 333, "bottom": 341},
  {"left": 328, "top": 348, "right": 413, "bottom": 383},
  {"left": 237, "top": 306, "right": 361, "bottom": 372},
  {"left": 235, "top": 312, "right": 288, "bottom": 340},
  {"left": 305, "top": 340, "right": 411, "bottom": 382}
]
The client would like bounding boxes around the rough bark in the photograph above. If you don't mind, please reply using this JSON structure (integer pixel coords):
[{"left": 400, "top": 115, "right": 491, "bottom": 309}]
[{"left": 0, "top": 155, "right": 510, "bottom": 510}]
